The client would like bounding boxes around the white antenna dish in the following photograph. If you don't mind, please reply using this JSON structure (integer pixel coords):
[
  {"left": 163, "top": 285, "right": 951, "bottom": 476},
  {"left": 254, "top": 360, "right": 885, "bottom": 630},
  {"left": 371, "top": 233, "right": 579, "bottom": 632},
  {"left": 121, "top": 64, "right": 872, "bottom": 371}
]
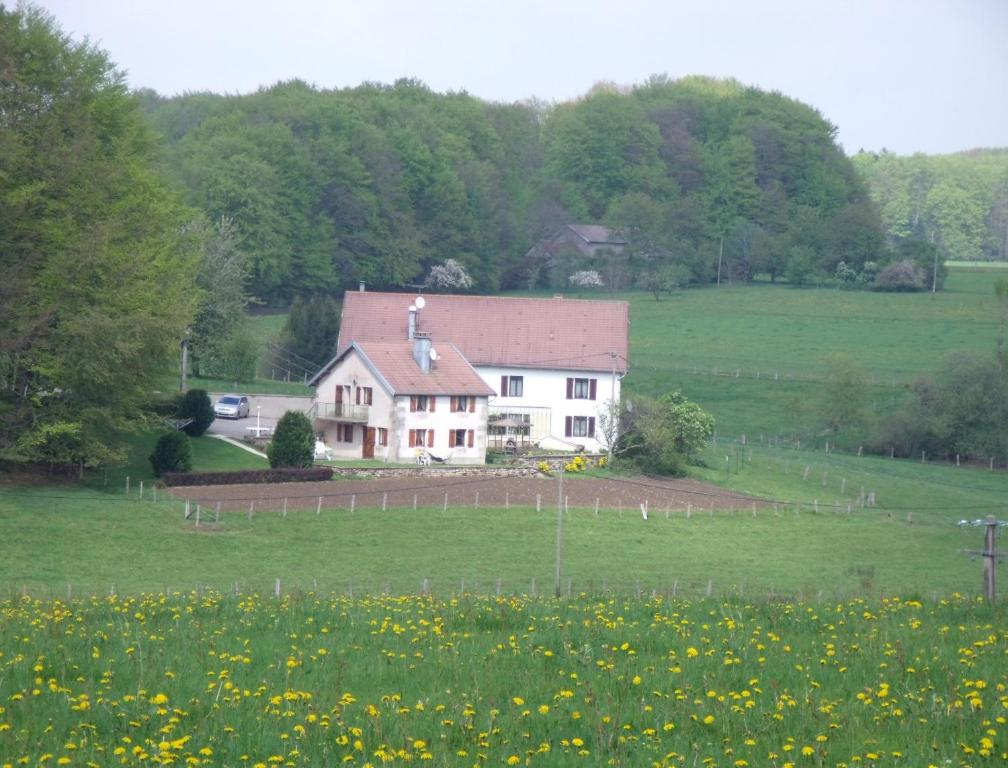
[
  {"left": 415, "top": 296, "right": 426, "bottom": 309},
  {"left": 429, "top": 348, "right": 438, "bottom": 361}
]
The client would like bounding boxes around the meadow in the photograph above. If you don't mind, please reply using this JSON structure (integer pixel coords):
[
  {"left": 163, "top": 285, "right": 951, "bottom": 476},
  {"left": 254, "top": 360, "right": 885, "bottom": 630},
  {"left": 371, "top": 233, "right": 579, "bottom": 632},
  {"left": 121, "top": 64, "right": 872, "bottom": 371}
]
[
  {"left": 0, "top": 590, "right": 1003, "bottom": 767},
  {"left": 623, "top": 267, "right": 1004, "bottom": 441}
]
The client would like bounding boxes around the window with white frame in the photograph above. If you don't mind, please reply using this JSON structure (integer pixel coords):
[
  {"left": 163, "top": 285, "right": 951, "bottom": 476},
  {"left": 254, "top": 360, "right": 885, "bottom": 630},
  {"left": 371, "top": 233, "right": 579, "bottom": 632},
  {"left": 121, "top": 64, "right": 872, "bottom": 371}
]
[
  {"left": 565, "top": 416, "right": 596, "bottom": 439},
  {"left": 566, "top": 377, "right": 597, "bottom": 400},
  {"left": 499, "top": 375, "right": 524, "bottom": 398}
]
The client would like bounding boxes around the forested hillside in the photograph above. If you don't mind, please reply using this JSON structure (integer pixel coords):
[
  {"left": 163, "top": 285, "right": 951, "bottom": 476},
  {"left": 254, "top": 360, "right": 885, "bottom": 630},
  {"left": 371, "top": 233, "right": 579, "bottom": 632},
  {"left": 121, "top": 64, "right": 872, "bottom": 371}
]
[
  {"left": 142, "top": 76, "right": 883, "bottom": 303},
  {"left": 853, "top": 148, "right": 1008, "bottom": 262}
]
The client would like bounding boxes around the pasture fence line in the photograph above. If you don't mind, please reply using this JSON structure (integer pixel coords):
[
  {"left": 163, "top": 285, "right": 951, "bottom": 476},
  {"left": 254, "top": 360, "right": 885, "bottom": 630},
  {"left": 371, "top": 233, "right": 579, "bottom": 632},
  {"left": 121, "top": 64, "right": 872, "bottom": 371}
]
[
  {"left": 709, "top": 429, "right": 1008, "bottom": 474},
  {"left": 2, "top": 577, "right": 985, "bottom": 605},
  {"left": 633, "top": 362, "right": 913, "bottom": 388}
]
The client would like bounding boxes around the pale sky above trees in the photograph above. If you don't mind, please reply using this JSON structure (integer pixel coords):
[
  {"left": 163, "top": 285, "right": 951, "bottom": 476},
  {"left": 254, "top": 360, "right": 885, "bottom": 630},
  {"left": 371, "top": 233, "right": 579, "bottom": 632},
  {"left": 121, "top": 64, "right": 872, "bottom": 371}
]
[{"left": 37, "top": 0, "right": 1007, "bottom": 156}]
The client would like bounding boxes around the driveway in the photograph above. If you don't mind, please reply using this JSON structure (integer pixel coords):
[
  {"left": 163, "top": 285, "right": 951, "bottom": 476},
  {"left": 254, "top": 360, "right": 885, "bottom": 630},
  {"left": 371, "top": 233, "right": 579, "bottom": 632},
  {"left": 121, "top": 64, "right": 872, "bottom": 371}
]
[{"left": 207, "top": 393, "right": 313, "bottom": 440}]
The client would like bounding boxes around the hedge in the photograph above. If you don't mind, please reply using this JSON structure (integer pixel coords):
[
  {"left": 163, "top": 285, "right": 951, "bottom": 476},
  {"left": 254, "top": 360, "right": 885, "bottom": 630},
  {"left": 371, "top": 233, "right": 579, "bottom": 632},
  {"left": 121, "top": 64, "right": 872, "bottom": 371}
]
[{"left": 160, "top": 467, "right": 334, "bottom": 487}]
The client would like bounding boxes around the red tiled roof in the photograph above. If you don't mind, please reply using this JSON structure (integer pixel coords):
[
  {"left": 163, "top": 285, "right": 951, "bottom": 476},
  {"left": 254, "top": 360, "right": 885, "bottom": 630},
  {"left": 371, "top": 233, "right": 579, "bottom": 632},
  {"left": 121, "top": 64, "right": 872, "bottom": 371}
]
[
  {"left": 354, "top": 341, "right": 495, "bottom": 396},
  {"left": 338, "top": 292, "right": 629, "bottom": 373}
]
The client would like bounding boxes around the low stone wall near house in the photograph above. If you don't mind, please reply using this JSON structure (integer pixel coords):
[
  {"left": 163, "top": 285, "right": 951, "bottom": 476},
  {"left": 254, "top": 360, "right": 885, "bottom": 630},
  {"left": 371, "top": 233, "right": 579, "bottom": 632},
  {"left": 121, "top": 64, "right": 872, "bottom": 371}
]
[{"left": 327, "top": 465, "right": 541, "bottom": 480}]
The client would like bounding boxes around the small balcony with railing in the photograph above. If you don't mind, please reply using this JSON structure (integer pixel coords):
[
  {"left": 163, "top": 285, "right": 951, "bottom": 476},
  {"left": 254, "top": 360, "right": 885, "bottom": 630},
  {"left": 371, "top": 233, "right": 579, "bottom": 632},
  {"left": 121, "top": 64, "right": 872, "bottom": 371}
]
[{"left": 310, "top": 401, "right": 370, "bottom": 423}]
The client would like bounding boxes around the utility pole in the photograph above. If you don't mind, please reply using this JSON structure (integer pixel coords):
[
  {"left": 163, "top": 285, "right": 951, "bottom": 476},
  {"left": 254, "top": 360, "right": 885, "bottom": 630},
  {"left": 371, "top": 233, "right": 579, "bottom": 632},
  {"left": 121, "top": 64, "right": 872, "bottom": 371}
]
[
  {"left": 555, "top": 465, "right": 564, "bottom": 597},
  {"left": 959, "top": 516, "right": 1007, "bottom": 602}
]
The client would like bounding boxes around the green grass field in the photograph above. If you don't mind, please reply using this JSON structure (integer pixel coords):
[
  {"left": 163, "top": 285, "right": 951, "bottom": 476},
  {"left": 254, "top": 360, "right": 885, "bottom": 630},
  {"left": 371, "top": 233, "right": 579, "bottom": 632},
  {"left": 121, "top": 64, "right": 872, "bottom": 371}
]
[
  {"left": 0, "top": 591, "right": 1002, "bottom": 767},
  {"left": 622, "top": 266, "right": 1005, "bottom": 445},
  {"left": 0, "top": 467, "right": 992, "bottom": 598}
]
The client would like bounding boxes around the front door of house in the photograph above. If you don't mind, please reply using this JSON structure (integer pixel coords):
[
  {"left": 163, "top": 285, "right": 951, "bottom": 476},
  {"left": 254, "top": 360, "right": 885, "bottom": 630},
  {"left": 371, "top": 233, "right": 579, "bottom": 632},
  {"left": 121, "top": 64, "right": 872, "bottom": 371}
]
[{"left": 362, "top": 427, "right": 375, "bottom": 459}]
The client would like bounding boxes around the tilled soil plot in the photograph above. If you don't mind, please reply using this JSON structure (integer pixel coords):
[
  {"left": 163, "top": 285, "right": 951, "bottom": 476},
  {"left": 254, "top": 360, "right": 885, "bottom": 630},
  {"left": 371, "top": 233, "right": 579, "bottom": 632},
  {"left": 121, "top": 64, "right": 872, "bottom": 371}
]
[{"left": 169, "top": 474, "right": 766, "bottom": 514}]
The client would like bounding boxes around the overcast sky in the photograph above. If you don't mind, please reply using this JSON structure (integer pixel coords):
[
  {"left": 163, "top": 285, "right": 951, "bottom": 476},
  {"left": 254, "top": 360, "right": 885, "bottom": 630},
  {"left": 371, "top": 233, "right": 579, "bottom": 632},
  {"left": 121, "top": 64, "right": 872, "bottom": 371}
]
[{"left": 36, "top": 0, "right": 1008, "bottom": 156}]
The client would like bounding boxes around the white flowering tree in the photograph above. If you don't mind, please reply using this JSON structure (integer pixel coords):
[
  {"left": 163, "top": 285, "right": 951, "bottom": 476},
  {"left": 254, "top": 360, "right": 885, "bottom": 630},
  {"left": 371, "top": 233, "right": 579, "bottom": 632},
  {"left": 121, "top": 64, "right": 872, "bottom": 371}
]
[
  {"left": 568, "top": 270, "right": 605, "bottom": 290},
  {"left": 425, "top": 259, "right": 474, "bottom": 290}
]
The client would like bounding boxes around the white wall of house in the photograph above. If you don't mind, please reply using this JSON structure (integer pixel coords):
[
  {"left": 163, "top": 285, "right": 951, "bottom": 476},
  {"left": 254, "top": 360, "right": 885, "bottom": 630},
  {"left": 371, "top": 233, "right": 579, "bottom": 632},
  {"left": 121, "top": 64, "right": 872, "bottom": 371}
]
[
  {"left": 313, "top": 353, "right": 394, "bottom": 461},
  {"left": 391, "top": 395, "right": 488, "bottom": 465},
  {"left": 475, "top": 366, "right": 621, "bottom": 453},
  {"left": 313, "top": 353, "right": 489, "bottom": 463}
]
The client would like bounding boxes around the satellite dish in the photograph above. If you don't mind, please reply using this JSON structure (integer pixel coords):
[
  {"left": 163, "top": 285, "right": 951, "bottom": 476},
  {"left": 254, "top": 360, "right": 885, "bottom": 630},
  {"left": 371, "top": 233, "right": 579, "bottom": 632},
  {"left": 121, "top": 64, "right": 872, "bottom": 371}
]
[
  {"left": 415, "top": 296, "right": 426, "bottom": 309},
  {"left": 429, "top": 348, "right": 438, "bottom": 361}
]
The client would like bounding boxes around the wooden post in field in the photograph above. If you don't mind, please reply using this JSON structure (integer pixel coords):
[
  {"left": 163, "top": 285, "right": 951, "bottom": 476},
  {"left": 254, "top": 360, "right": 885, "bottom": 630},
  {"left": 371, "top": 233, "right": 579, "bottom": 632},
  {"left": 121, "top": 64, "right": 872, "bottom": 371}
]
[
  {"left": 536, "top": 494, "right": 541, "bottom": 513},
  {"left": 282, "top": 498, "right": 288, "bottom": 518},
  {"left": 274, "top": 578, "right": 281, "bottom": 598},
  {"left": 195, "top": 505, "right": 200, "bottom": 527},
  {"left": 413, "top": 493, "right": 418, "bottom": 511},
  {"left": 317, "top": 496, "right": 322, "bottom": 515},
  {"left": 984, "top": 518, "right": 998, "bottom": 602},
  {"left": 382, "top": 492, "right": 387, "bottom": 512},
  {"left": 248, "top": 501, "right": 254, "bottom": 520},
  {"left": 443, "top": 493, "right": 447, "bottom": 513},
  {"left": 554, "top": 466, "right": 563, "bottom": 597},
  {"left": 215, "top": 502, "right": 220, "bottom": 523},
  {"left": 505, "top": 492, "right": 509, "bottom": 510},
  {"left": 139, "top": 480, "right": 143, "bottom": 499},
  {"left": 350, "top": 494, "right": 356, "bottom": 514},
  {"left": 595, "top": 498, "right": 599, "bottom": 515},
  {"left": 152, "top": 485, "right": 157, "bottom": 503},
  {"left": 474, "top": 491, "right": 479, "bottom": 510},
  {"left": 125, "top": 475, "right": 130, "bottom": 494},
  {"left": 960, "top": 516, "right": 1006, "bottom": 603}
]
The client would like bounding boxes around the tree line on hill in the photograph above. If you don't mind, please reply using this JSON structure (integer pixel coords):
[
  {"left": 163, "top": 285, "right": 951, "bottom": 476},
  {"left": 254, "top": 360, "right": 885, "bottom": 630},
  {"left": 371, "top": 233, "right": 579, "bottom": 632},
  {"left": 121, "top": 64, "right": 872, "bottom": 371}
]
[
  {"left": 141, "top": 73, "right": 900, "bottom": 303},
  {"left": 853, "top": 149, "right": 1008, "bottom": 263}
]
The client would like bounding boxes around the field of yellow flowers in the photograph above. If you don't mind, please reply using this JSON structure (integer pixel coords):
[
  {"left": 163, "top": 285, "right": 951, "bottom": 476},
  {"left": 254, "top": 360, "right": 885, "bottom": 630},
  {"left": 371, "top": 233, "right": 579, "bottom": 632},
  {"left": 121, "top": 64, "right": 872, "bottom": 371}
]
[{"left": 0, "top": 592, "right": 1004, "bottom": 767}]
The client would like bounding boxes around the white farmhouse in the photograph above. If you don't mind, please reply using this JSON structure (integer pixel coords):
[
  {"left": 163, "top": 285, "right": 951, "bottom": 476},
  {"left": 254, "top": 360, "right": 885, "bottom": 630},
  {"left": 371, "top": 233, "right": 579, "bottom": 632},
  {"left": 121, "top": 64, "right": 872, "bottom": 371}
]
[
  {"left": 308, "top": 332, "right": 495, "bottom": 464},
  {"left": 331, "top": 291, "right": 630, "bottom": 454}
]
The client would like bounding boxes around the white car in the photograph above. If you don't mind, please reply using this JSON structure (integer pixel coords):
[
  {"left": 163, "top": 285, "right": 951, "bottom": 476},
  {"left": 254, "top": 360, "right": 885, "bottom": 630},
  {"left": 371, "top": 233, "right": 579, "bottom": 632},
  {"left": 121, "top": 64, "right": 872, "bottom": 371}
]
[{"left": 214, "top": 395, "right": 250, "bottom": 419}]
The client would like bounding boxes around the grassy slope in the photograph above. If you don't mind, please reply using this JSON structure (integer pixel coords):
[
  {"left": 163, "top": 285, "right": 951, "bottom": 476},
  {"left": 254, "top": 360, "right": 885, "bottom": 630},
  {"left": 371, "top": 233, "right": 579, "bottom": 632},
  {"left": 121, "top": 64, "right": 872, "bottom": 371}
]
[
  {"left": 0, "top": 484, "right": 983, "bottom": 597},
  {"left": 623, "top": 268, "right": 1002, "bottom": 440}
]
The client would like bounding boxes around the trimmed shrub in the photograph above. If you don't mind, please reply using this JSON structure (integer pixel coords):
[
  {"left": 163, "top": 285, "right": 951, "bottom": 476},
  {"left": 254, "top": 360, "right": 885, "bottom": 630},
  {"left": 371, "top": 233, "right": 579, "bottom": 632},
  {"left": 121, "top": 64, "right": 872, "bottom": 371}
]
[
  {"left": 160, "top": 466, "right": 333, "bottom": 486},
  {"left": 267, "top": 410, "right": 315, "bottom": 468},
  {"left": 149, "top": 431, "right": 192, "bottom": 476},
  {"left": 177, "top": 389, "right": 216, "bottom": 436}
]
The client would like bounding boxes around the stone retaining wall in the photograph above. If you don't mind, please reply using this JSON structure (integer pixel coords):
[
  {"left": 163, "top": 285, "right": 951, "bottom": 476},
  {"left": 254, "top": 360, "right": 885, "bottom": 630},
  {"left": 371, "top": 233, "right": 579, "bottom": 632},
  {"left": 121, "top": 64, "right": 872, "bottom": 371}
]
[{"left": 328, "top": 465, "right": 541, "bottom": 480}]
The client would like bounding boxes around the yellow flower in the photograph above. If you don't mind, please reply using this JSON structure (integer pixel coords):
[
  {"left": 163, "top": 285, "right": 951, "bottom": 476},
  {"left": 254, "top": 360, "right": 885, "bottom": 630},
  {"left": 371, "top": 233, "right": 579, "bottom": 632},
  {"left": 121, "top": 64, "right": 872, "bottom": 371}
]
[
  {"left": 512, "top": 696, "right": 525, "bottom": 706},
  {"left": 703, "top": 715, "right": 715, "bottom": 725},
  {"left": 506, "top": 756, "right": 521, "bottom": 766}
]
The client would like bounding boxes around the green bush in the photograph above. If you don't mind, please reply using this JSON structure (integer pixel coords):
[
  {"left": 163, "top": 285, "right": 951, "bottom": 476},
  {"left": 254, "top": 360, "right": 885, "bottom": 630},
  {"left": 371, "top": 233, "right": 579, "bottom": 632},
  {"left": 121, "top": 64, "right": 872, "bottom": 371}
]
[
  {"left": 176, "top": 389, "right": 215, "bottom": 437},
  {"left": 149, "top": 431, "right": 192, "bottom": 476},
  {"left": 267, "top": 410, "right": 315, "bottom": 468}
]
